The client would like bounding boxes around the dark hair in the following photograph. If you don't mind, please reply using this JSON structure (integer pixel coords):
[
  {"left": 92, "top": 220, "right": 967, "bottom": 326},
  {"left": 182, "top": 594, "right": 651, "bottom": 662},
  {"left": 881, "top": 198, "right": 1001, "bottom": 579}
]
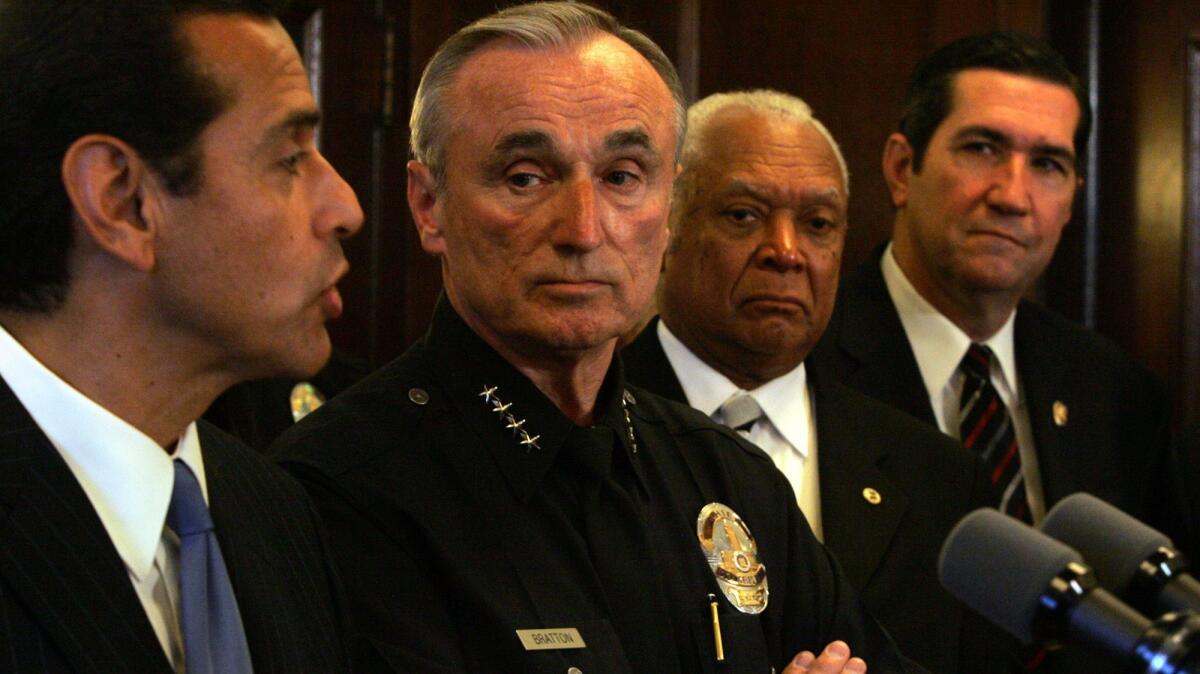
[
  {"left": 0, "top": 0, "right": 286, "bottom": 312},
  {"left": 898, "top": 31, "right": 1090, "bottom": 174}
]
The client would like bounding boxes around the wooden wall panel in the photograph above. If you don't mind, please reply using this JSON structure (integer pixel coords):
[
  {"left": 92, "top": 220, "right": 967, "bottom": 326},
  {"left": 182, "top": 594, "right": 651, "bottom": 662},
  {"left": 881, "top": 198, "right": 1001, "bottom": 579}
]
[
  {"left": 694, "top": 1, "right": 1043, "bottom": 273},
  {"left": 1045, "top": 1, "right": 1200, "bottom": 425},
  {"left": 314, "top": 0, "right": 1200, "bottom": 386}
]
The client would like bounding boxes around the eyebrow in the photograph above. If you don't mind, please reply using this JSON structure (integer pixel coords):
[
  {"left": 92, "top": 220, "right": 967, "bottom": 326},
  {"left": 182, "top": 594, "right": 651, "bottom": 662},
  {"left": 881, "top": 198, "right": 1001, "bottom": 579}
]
[
  {"left": 255, "top": 107, "right": 322, "bottom": 153},
  {"left": 720, "top": 179, "right": 845, "bottom": 207},
  {"left": 955, "top": 124, "right": 1076, "bottom": 163}
]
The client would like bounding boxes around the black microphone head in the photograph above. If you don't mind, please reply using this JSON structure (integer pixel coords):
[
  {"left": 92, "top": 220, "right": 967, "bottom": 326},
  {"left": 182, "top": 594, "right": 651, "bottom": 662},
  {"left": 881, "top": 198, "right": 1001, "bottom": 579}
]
[
  {"left": 939, "top": 508, "right": 1083, "bottom": 644},
  {"left": 1040, "top": 493, "right": 1173, "bottom": 594}
]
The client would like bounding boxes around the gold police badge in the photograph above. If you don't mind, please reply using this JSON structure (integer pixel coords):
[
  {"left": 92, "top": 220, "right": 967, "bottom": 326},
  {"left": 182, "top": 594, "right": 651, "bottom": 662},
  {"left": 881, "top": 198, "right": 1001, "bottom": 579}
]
[{"left": 696, "top": 502, "right": 768, "bottom": 614}]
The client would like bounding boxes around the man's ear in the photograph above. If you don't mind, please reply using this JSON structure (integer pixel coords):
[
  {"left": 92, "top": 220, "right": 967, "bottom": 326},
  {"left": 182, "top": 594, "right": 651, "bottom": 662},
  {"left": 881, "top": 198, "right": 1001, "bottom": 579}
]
[
  {"left": 407, "top": 159, "right": 446, "bottom": 256},
  {"left": 61, "top": 134, "right": 157, "bottom": 272},
  {"left": 881, "top": 133, "right": 915, "bottom": 209}
]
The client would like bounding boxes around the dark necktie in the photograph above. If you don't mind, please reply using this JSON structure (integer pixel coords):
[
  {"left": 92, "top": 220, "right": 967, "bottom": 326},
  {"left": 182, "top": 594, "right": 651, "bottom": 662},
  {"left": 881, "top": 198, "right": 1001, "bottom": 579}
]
[
  {"left": 564, "top": 426, "right": 679, "bottom": 672},
  {"left": 958, "top": 344, "right": 1030, "bottom": 522},
  {"left": 168, "top": 460, "right": 254, "bottom": 674}
]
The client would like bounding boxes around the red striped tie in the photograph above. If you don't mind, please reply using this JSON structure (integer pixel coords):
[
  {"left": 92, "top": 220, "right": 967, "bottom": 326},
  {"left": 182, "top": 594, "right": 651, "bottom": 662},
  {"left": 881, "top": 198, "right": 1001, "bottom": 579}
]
[{"left": 959, "top": 344, "right": 1030, "bottom": 523}]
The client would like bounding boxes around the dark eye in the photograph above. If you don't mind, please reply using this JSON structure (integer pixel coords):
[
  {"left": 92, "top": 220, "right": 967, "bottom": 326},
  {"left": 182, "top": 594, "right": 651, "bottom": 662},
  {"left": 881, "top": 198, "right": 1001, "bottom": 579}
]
[
  {"left": 1032, "top": 156, "right": 1069, "bottom": 175},
  {"left": 605, "top": 170, "right": 639, "bottom": 187},
  {"left": 962, "top": 141, "right": 997, "bottom": 157},
  {"left": 810, "top": 217, "right": 835, "bottom": 231},
  {"left": 507, "top": 172, "right": 544, "bottom": 189},
  {"left": 723, "top": 208, "right": 760, "bottom": 226},
  {"left": 280, "top": 151, "right": 308, "bottom": 175}
]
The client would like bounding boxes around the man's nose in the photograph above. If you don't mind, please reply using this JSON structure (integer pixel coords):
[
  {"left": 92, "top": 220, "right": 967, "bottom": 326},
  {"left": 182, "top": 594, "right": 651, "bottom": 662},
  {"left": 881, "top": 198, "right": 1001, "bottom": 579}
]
[
  {"left": 986, "top": 156, "right": 1033, "bottom": 217},
  {"left": 753, "top": 213, "right": 802, "bottom": 271},
  {"left": 314, "top": 152, "right": 364, "bottom": 239},
  {"left": 551, "top": 175, "right": 604, "bottom": 251}
]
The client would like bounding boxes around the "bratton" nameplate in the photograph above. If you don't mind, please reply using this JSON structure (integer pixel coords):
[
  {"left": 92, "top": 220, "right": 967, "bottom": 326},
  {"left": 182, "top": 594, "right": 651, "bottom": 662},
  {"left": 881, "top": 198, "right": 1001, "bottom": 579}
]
[{"left": 515, "top": 628, "right": 587, "bottom": 651}]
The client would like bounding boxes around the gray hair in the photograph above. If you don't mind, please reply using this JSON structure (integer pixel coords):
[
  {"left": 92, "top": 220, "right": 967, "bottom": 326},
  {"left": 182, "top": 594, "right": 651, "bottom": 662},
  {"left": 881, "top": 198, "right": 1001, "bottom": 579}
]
[
  {"left": 670, "top": 89, "right": 849, "bottom": 244},
  {"left": 410, "top": 1, "right": 687, "bottom": 188}
]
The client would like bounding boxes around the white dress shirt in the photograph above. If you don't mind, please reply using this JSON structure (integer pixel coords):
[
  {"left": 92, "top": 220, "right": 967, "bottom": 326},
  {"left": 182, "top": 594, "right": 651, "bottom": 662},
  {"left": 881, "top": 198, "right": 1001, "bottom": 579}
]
[
  {"left": 880, "top": 243, "right": 1046, "bottom": 521},
  {"left": 658, "top": 321, "right": 823, "bottom": 540},
  {"left": 0, "top": 324, "right": 208, "bottom": 670}
]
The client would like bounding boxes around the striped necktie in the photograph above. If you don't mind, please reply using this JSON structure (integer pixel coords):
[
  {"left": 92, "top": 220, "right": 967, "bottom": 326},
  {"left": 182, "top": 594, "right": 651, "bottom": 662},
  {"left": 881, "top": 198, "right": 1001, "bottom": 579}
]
[{"left": 958, "top": 344, "right": 1030, "bottom": 522}]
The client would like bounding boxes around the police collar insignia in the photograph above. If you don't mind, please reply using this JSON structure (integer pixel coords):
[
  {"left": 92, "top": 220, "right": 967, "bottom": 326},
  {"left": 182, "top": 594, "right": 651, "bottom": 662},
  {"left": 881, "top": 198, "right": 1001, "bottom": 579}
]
[
  {"left": 480, "top": 385, "right": 540, "bottom": 451},
  {"left": 697, "top": 503, "right": 768, "bottom": 614}
]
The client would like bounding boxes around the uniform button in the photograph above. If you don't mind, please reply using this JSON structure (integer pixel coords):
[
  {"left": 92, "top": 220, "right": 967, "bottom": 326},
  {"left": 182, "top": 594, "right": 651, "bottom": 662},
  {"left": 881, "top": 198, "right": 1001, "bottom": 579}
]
[
  {"left": 408, "top": 388, "right": 430, "bottom": 405},
  {"left": 567, "top": 668, "right": 583, "bottom": 674}
]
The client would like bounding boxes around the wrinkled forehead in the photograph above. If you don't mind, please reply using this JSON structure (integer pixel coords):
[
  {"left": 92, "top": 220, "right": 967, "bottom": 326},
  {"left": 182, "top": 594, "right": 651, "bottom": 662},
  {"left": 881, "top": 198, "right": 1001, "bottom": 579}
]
[
  {"left": 445, "top": 34, "right": 677, "bottom": 159},
  {"left": 699, "top": 111, "right": 847, "bottom": 200},
  {"left": 943, "top": 68, "right": 1081, "bottom": 145}
]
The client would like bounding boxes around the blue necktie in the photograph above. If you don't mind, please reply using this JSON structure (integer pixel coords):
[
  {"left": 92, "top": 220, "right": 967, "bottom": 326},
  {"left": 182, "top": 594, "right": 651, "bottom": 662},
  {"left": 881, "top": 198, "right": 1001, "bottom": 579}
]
[{"left": 168, "top": 460, "right": 254, "bottom": 674}]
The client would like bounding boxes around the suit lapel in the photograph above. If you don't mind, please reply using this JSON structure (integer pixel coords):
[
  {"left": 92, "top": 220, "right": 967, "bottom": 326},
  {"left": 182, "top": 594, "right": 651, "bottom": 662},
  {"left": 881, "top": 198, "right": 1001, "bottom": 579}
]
[
  {"left": 810, "top": 373, "right": 909, "bottom": 589},
  {"left": 201, "top": 423, "right": 283, "bottom": 672},
  {"left": 823, "top": 246, "right": 938, "bottom": 426},
  {"left": 0, "top": 379, "right": 170, "bottom": 673},
  {"left": 620, "top": 319, "right": 688, "bottom": 402},
  {"left": 1012, "top": 305, "right": 1072, "bottom": 505}
]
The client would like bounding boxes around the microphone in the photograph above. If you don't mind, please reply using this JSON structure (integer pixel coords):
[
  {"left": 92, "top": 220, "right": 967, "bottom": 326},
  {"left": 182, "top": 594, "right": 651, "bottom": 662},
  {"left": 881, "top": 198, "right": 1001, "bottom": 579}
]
[
  {"left": 1041, "top": 493, "right": 1200, "bottom": 616},
  {"left": 939, "top": 509, "right": 1200, "bottom": 672}
]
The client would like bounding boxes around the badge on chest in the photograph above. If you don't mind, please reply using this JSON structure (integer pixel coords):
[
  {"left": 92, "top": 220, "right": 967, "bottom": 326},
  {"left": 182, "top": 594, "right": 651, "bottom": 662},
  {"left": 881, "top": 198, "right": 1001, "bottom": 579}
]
[{"left": 696, "top": 502, "right": 769, "bottom": 614}]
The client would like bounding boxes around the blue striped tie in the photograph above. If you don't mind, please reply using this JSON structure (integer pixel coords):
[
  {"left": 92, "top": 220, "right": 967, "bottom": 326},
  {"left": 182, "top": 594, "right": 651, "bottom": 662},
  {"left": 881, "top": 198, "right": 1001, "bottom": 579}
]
[{"left": 168, "top": 460, "right": 254, "bottom": 674}]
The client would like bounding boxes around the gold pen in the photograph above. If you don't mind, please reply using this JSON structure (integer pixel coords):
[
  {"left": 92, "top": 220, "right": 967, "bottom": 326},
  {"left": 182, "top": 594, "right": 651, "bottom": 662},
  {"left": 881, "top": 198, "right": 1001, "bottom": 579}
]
[{"left": 708, "top": 593, "right": 725, "bottom": 661}]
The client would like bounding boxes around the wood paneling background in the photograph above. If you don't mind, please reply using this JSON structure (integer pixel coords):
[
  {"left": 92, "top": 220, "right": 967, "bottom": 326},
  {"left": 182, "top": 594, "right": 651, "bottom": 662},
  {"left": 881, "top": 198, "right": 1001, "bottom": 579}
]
[{"left": 294, "top": 0, "right": 1200, "bottom": 427}]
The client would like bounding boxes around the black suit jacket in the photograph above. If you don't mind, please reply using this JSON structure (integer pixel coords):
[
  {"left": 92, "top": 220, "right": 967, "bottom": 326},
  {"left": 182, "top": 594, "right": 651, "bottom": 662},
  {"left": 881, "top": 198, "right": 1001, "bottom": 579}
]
[
  {"left": 622, "top": 321, "right": 1000, "bottom": 674},
  {"left": 812, "top": 245, "right": 1176, "bottom": 535},
  {"left": 0, "top": 376, "right": 349, "bottom": 673}
]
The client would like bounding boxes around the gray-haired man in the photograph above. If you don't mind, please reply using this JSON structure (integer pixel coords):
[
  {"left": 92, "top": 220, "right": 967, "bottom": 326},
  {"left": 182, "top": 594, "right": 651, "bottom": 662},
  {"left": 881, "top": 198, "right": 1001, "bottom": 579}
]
[{"left": 275, "top": 4, "right": 915, "bottom": 672}]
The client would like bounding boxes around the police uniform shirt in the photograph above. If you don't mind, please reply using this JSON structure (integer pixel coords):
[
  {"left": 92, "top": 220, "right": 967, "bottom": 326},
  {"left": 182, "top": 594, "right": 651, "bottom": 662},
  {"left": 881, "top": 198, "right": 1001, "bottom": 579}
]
[{"left": 273, "top": 297, "right": 912, "bottom": 673}]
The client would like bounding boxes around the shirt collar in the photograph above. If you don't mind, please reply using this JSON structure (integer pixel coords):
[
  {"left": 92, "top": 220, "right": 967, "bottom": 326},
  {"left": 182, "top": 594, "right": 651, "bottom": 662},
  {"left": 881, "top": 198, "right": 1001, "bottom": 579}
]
[
  {"left": 0, "top": 323, "right": 208, "bottom": 581},
  {"left": 657, "top": 320, "right": 811, "bottom": 457},
  {"left": 881, "top": 242, "right": 1018, "bottom": 395},
  {"left": 427, "top": 296, "right": 647, "bottom": 501}
]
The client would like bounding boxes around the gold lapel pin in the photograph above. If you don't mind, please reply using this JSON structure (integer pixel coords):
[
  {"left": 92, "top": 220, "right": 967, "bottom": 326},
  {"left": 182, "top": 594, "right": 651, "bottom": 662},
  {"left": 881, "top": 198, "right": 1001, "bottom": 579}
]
[
  {"left": 289, "top": 382, "right": 325, "bottom": 422},
  {"left": 862, "top": 487, "right": 882, "bottom": 505},
  {"left": 1053, "top": 401, "right": 1068, "bottom": 427}
]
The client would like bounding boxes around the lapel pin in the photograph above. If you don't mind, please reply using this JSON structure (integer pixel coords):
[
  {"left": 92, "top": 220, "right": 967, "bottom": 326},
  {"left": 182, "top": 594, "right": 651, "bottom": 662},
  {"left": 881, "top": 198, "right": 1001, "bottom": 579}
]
[
  {"left": 1053, "top": 401, "right": 1068, "bottom": 427},
  {"left": 862, "top": 487, "right": 882, "bottom": 505},
  {"left": 289, "top": 382, "right": 325, "bottom": 422}
]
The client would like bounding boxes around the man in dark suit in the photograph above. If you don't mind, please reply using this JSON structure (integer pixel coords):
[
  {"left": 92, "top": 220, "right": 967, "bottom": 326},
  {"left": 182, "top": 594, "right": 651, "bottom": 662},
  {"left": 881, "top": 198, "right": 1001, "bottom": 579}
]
[
  {"left": 811, "top": 32, "right": 1180, "bottom": 671},
  {"left": 0, "top": 1, "right": 362, "bottom": 671},
  {"left": 622, "top": 90, "right": 997, "bottom": 673},
  {"left": 274, "top": 4, "right": 916, "bottom": 673},
  {"left": 812, "top": 31, "right": 1175, "bottom": 535}
]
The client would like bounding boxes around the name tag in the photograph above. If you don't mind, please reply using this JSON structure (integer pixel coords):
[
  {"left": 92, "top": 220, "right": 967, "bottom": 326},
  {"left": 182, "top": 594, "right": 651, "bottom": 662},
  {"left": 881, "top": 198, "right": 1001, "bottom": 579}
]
[{"left": 515, "top": 627, "right": 587, "bottom": 651}]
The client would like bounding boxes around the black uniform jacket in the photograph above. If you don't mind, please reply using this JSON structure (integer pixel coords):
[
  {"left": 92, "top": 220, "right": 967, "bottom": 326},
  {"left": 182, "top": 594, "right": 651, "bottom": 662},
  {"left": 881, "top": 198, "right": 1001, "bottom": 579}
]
[
  {"left": 623, "top": 319, "right": 1008, "bottom": 674},
  {"left": 273, "top": 298, "right": 917, "bottom": 673},
  {"left": 0, "top": 377, "right": 350, "bottom": 673}
]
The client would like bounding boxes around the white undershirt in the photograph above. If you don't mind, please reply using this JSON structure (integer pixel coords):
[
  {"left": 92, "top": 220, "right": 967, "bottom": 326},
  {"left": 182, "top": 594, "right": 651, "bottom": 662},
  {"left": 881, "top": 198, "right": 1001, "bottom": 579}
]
[
  {"left": 0, "top": 323, "right": 208, "bottom": 670},
  {"left": 658, "top": 321, "right": 823, "bottom": 540},
  {"left": 880, "top": 243, "right": 1045, "bottom": 521}
]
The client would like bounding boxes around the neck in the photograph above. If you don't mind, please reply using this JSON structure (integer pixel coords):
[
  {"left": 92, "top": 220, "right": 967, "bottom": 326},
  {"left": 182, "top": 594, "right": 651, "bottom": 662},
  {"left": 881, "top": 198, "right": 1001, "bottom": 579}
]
[
  {"left": 0, "top": 303, "right": 235, "bottom": 449},
  {"left": 658, "top": 312, "right": 801, "bottom": 391},
  {"left": 891, "top": 227, "right": 1018, "bottom": 342}
]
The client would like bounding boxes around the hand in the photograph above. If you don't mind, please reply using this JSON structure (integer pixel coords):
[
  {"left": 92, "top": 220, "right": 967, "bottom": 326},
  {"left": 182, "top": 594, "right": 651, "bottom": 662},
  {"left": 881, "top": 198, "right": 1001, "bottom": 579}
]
[{"left": 782, "top": 640, "right": 867, "bottom": 674}]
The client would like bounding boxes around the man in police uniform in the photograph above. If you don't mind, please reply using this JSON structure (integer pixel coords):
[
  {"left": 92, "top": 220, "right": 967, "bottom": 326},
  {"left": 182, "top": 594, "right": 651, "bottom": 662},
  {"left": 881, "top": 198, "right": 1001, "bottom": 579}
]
[{"left": 273, "top": 3, "right": 916, "bottom": 673}]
